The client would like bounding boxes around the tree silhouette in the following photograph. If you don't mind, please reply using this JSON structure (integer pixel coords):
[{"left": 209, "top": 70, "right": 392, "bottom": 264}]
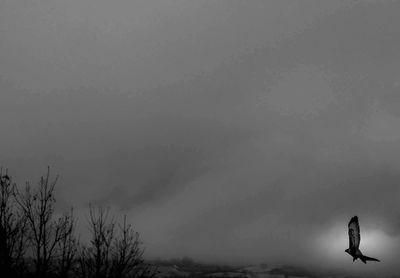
[
  {"left": 15, "top": 167, "right": 76, "bottom": 277},
  {"left": 111, "top": 215, "right": 145, "bottom": 278},
  {"left": 0, "top": 170, "right": 28, "bottom": 276},
  {"left": 78, "top": 205, "right": 157, "bottom": 278},
  {"left": 0, "top": 166, "right": 155, "bottom": 278},
  {"left": 79, "top": 205, "right": 115, "bottom": 278},
  {"left": 55, "top": 208, "right": 78, "bottom": 278}
]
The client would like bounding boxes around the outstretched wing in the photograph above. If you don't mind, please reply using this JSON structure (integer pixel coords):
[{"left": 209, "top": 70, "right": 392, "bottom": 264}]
[{"left": 348, "top": 216, "right": 360, "bottom": 250}]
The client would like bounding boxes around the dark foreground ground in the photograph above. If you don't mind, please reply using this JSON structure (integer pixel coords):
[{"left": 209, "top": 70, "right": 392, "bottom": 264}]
[{"left": 153, "top": 259, "right": 398, "bottom": 278}]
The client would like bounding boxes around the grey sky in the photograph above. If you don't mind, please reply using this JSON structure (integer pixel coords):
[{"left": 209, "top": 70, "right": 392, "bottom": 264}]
[{"left": 1, "top": 0, "right": 400, "bottom": 275}]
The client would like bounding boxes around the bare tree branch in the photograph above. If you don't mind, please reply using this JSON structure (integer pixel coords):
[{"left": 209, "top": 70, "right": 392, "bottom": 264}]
[
  {"left": 0, "top": 170, "right": 28, "bottom": 276},
  {"left": 15, "top": 167, "right": 77, "bottom": 277}
]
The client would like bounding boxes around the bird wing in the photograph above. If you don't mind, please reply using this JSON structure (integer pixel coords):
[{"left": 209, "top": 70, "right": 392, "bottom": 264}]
[{"left": 348, "top": 216, "right": 360, "bottom": 250}]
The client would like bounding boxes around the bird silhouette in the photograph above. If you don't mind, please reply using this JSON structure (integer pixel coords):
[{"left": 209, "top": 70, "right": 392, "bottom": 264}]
[{"left": 345, "top": 216, "right": 380, "bottom": 264}]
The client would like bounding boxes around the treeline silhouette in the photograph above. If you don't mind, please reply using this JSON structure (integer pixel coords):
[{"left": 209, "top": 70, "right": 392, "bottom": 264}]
[{"left": 0, "top": 167, "right": 157, "bottom": 278}]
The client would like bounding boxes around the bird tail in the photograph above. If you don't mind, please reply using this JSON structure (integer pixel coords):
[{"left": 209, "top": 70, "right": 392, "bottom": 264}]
[{"left": 360, "top": 255, "right": 380, "bottom": 264}]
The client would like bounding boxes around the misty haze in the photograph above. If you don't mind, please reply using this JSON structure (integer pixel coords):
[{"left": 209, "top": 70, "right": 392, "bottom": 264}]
[{"left": 1, "top": 1, "right": 400, "bottom": 278}]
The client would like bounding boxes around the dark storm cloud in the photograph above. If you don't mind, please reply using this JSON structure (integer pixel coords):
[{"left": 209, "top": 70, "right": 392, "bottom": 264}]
[
  {"left": 1, "top": 0, "right": 400, "bottom": 274},
  {"left": 95, "top": 142, "right": 232, "bottom": 210}
]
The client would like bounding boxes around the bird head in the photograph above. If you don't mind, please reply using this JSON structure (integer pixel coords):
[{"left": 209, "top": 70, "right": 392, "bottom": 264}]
[{"left": 345, "top": 248, "right": 350, "bottom": 254}]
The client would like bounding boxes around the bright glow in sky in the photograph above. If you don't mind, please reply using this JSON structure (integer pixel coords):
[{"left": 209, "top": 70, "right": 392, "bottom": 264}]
[{"left": 312, "top": 218, "right": 398, "bottom": 274}]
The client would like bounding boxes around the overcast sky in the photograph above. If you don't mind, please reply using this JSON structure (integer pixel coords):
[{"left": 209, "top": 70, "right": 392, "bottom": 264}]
[{"left": 1, "top": 0, "right": 400, "bottom": 275}]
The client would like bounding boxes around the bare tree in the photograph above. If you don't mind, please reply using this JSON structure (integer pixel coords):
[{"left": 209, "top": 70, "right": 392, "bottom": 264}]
[
  {"left": 15, "top": 167, "right": 76, "bottom": 277},
  {"left": 0, "top": 170, "right": 28, "bottom": 276},
  {"left": 55, "top": 208, "right": 78, "bottom": 278},
  {"left": 0, "top": 167, "right": 155, "bottom": 278},
  {"left": 79, "top": 205, "right": 115, "bottom": 278},
  {"left": 79, "top": 206, "right": 157, "bottom": 278},
  {"left": 111, "top": 215, "right": 145, "bottom": 278},
  {"left": 111, "top": 216, "right": 158, "bottom": 278}
]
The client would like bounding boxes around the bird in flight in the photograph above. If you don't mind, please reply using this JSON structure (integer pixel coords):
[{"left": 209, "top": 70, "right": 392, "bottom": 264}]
[{"left": 345, "top": 216, "right": 380, "bottom": 264}]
